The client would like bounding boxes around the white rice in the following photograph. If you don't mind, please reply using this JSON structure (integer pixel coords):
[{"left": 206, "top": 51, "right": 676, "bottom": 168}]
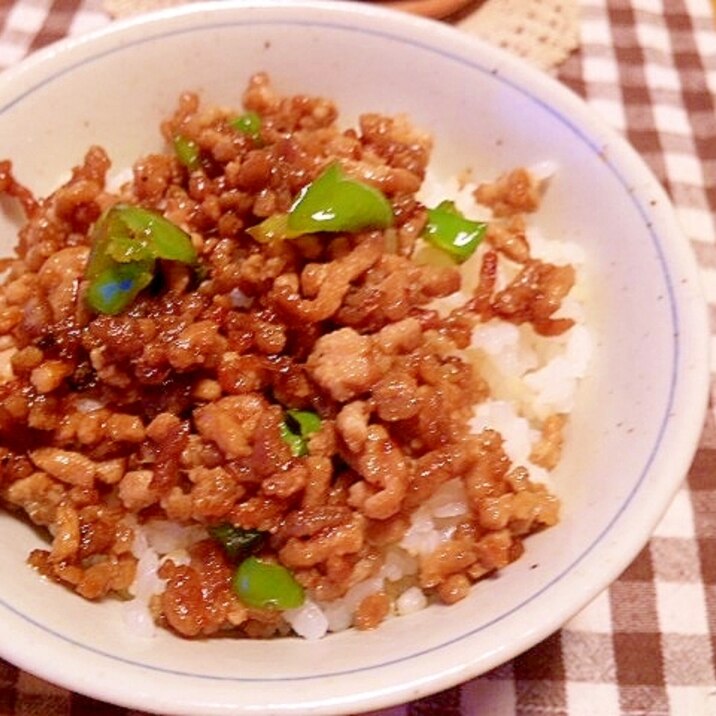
[
  {"left": 106, "top": 167, "right": 134, "bottom": 193},
  {"left": 123, "top": 520, "right": 207, "bottom": 638},
  {"left": 284, "top": 599, "right": 329, "bottom": 641},
  {"left": 229, "top": 287, "right": 254, "bottom": 309},
  {"left": 395, "top": 586, "right": 429, "bottom": 616}
]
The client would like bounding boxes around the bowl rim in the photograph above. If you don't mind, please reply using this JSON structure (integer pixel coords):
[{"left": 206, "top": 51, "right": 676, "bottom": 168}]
[{"left": 0, "top": 1, "right": 710, "bottom": 714}]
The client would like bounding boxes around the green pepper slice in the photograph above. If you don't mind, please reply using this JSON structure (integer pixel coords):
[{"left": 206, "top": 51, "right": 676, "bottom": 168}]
[
  {"left": 422, "top": 200, "right": 487, "bottom": 263},
  {"left": 112, "top": 205, "right": 197, "bottom": 264},
  {"left": 208, "top": 524, "right": 266, "bottom": 563},
  {"left": 289, "top": 163, "right": 393, "bottom": 233},
  {"left": 173, "top": 134, "right": 200, "bottom": 171},
  {"left": 280, "top": 409, "right": 321, "bottom": 457},
  {"left": 233, "top": 556, "right": 305, "bottom": 610},
  {"left": 246, "top": 214, "right": 303, "bottom": 244},
  {"left": 230, "top": 111, "right": 262, "bottom": 142},
  {"left": 247, "top": 163, "right": 393, "bottom": 242},
  {"left": 104, "top": 234, "right": 155, "bottom": 264},
  {"left": 85, "top": 204, "right": 197, "bottom": 314},
  {"left": 85, "top": 262, "right": 154, "bottom": 316}
]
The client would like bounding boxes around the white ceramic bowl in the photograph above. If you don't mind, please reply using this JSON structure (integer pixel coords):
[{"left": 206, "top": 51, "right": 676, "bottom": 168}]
[{"left": 0, "top": 2, "right": 709, "bottom": 714}]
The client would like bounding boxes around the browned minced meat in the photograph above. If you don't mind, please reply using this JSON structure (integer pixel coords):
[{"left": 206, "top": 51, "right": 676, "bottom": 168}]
[
  {"left": 0, "top": 73, "right": 569, "bottom": 638},
  {"left": 466, "top": 250, "right": 575, "bottom": 337},
  {"left": 474, "top": 167, "right": 541, "bottom": 217},
  {"left": 529, "top": 413, "right": 568, "bottom": 470}
]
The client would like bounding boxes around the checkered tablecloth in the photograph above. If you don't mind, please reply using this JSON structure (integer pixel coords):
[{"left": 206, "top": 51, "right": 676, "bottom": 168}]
[{"left": 1, "top": 1, "right": 715, "bottom": 714}]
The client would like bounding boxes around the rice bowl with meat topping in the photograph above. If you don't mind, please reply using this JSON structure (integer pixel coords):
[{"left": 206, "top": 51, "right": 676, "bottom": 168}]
[
  {"left": 0, "top": 3, "right": 708, "bottom": 715},
  {"left": 0, "top": 73, "right": 590, "bottom": 641}
]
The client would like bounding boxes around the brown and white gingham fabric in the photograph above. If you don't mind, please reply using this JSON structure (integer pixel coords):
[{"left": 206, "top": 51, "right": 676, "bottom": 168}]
[{"left": 1, "top": 1, "right": 715, "bottom": 714}]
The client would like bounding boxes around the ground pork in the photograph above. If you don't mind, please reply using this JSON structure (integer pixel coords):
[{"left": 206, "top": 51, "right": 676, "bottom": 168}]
[{"left": 0, "top": 74, "right": 572, "bottom": 639}]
